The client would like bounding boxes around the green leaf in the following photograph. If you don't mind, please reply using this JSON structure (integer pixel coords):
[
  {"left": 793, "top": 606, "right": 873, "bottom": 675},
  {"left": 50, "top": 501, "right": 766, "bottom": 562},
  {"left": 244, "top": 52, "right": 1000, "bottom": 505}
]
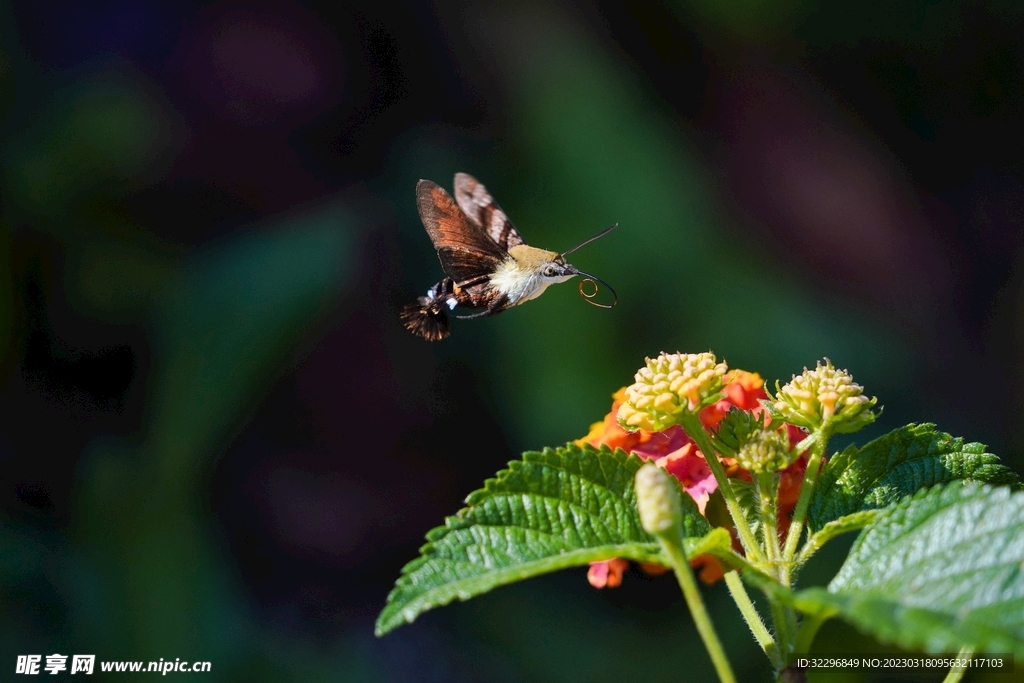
[
  {"left": 809, "top": 423, "right": 1019, "bottom": 532},
  {"left": 794, "top": 484, "right": 1024, "bottom": 657},
  {"left": 375, "top": 443, "right": 713, "bottom": 636}
]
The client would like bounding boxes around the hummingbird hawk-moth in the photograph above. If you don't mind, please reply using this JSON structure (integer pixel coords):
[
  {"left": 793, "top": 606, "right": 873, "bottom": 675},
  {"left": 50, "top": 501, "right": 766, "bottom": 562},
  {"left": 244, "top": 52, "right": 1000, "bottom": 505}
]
[{"left": 401, "top": 173, "right": 617, "bottom": 341}]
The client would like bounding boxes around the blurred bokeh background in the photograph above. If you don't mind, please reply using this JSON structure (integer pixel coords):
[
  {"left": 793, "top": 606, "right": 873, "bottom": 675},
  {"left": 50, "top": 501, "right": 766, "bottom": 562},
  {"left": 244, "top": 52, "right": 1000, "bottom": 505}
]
[{"left": 2, "top": 0, "right": 1023, "bottom": 681}]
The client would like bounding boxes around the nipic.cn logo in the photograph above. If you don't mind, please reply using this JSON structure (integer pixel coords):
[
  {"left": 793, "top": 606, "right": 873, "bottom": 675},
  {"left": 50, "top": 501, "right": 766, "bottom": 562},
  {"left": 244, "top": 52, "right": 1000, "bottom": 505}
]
[
  {"left": 16, "top": 655, "right": 95, "bottom": 675},
  {"left": 17, "top": 655, "right": 211, "bottom": 675}
]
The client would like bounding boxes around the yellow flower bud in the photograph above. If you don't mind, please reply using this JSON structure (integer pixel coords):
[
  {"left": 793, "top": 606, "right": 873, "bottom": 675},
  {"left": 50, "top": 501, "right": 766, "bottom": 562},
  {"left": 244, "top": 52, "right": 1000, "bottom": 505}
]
[
  {"left": 771, "top": 359, "right": 877, "bottom": 433},
  {"left": 635, "top": 464, "right": 682, "bottom": 535},
  {"left": 735, "top": 428, "right": 794, "bottom": 473},
  {"left": 617, "top": 352, "right": 728, "bottom": 432}
]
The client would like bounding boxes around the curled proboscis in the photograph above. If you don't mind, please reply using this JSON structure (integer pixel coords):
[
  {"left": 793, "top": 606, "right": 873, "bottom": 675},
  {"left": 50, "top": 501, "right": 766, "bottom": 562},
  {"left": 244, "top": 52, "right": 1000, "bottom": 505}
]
[{"left": 577, "top": 273, "right": 617, "bottom": 309}]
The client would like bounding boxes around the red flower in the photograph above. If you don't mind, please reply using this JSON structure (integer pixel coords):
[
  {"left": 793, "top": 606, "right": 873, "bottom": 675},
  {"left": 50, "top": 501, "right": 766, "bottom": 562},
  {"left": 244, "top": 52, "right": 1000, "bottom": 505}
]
[{"left": 700, "top": 370, "right": 767, "bottom": 427}]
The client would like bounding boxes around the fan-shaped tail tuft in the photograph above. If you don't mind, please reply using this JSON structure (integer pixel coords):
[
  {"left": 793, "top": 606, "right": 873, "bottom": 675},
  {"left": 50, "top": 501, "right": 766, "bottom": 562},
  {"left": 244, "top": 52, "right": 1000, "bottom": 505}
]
[{"left": 400, "top": 298, "right": 451, "bottom": 341}]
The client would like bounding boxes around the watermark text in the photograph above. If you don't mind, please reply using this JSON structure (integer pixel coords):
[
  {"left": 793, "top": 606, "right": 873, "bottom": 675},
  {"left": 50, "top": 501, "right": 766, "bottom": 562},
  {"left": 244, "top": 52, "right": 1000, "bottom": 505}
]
[{"left": 16, "top": 655, "right": 211, "bottom": 675}]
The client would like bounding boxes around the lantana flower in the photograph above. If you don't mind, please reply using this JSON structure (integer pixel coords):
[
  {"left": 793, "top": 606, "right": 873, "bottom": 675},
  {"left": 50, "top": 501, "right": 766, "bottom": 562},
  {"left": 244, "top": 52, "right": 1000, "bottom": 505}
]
[
  {"left": 617, "top": 352, "right": 729, "bottom": 431},
  {"left": 771, "top": 358, "right": 877, "bottom": 433},
  {"left": 579, "top": 370, "right": 816, "bottom": 587}
]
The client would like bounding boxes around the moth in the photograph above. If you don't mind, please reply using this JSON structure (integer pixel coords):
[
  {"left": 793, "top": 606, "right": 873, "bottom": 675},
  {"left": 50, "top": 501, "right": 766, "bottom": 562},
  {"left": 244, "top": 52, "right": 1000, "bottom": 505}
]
[{"left": 401, "top": 173, "right": 617, "bottom": 341}]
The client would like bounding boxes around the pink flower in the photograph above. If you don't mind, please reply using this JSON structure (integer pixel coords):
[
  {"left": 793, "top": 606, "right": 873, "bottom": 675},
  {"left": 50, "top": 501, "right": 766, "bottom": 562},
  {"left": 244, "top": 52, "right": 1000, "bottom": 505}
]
[{"left": 655, "top": 443, "right": 716, "bottom": 514}]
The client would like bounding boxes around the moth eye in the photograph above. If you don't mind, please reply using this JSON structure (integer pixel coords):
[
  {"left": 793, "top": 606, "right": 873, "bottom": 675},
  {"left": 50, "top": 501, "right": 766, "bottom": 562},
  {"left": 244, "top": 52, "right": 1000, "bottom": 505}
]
[{"left": 543, "top": 266, "right": 557, "bottom": 277}]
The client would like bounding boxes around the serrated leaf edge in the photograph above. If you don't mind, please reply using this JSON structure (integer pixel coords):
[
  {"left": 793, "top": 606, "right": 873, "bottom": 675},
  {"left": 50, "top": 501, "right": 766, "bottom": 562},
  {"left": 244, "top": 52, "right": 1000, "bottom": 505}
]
[
  {"left": 809, "top": 423, "right": 1017, "bottom": 531},
  {"left": 795, "top": 483, "right": 1024, "bottom": 657},
  {"left": 375, "top": 443, "right": 712, "bottom": 635}
]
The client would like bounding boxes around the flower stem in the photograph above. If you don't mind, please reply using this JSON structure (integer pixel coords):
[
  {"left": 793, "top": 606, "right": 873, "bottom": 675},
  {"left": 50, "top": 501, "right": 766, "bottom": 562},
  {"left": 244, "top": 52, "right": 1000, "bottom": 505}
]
[
  {"left": 782, "top": 433, "right": 829, "bottom": 566},
  {"left": 658, "top": 529, "right": 737, "bottom": 683},
  {"left": 792, "top": 612, "right": 827, "bottom": 655},
  {"left": 678, "top": 412, "right": 765, "bottom": 563},
  {"left": 769, "top": 598, "right": 799, "bottom": 666},
  {"left": 754, "top": 472, "right": 783, "bottom": 571},
  {"left": 724, "top": 570, "right": 781, "bottom": 668}
]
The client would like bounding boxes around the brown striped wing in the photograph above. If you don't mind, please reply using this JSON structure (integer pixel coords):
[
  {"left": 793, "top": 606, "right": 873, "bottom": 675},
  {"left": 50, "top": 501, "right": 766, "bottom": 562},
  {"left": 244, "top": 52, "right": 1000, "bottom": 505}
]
[
  {"left": 453, "top": 173, "right": 525, "bottom": 250},
  {"left": 416, "top": 180, "right": 506, "bottom": 283}
]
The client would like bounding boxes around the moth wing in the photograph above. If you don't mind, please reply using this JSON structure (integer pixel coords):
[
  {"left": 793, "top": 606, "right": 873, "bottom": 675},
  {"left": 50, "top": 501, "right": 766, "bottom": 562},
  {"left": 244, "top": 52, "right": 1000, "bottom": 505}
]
[
  {"left": 416, "top": 180, "right": 506, "bottom": 283},
  {"left": 453, "top": 172, "right": 526, "bottom": 250}
]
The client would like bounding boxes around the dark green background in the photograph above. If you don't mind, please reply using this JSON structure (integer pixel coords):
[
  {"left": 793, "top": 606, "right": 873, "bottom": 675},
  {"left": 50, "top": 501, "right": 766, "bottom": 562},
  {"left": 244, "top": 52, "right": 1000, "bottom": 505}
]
[{"left": 1, "top": 1, "right": 1021, "bottom": 681}]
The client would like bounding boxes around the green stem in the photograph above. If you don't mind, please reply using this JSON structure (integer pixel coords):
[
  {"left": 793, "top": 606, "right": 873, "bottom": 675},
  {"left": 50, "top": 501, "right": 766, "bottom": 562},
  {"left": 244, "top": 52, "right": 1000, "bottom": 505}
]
[
  {"left": 658, "top": 527, "right": 737, "bottom": 683},
  {"left": 754, "top": 472, "right": 783, "bottom": 573},
  {"left": 678, "top": 412, "right": 765, "bottom": 563},
  {"left": 782, "top": 434, "right": 829, "bottom": 564},
  {"left": 792, "top": 612, "right": 828, "bottom": 655},
  {"left": 794, "top": 532, "right": 823, "bottom": 568},
  {"left": 795, "top": 511, "right": 877, "bottom": 568},
  {"left": 724, "top": 570, "right": 781, "bottom": 668},
  {"left": 769, "top": 598, "right": 799, "bottom": 665},
  {"left": 940, "top": 647, "right": 974, "bottom": 683},
  {"left": 751, "top": 471, "right": 800, "bottom": 662}
]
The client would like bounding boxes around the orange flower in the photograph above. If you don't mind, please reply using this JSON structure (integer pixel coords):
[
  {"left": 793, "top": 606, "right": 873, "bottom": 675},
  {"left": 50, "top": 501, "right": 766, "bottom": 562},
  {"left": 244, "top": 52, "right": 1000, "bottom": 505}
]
[
  {"left": 699, "top": 370, "right": 768, "bottom": 427},
  {"left": 691, "top": 554, "right": 727, "bottom": 584},
  {"left": 587, "top": 558, "right": 630, "bottom": 588}
]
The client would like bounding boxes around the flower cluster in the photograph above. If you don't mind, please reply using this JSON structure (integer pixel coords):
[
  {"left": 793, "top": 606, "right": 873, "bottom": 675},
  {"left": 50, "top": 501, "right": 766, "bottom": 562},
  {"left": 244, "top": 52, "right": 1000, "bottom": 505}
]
[
  {"left": 735, "top": 428, "right": 795, "bottom": 474},
  {"left": 771, "top": 359, "right": 877, "bottom": 433},
  {"left": 579, "top": 367, "right": 811, "bottom": 587},
  {"left": 617, "top": 352, "right": 728, "bottom": 431},
  {"left": 577, "top": 352, "right": 875, "bottom": 590}
]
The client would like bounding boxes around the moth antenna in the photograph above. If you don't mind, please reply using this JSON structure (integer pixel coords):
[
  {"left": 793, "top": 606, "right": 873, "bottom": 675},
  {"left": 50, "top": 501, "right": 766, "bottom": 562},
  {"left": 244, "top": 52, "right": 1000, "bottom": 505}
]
[
  {"left": 576, "top": 270, "right": 617, "bottom": 309},
  {"left": 560, "top": 223, "right": 617, "bottom": 258}
]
